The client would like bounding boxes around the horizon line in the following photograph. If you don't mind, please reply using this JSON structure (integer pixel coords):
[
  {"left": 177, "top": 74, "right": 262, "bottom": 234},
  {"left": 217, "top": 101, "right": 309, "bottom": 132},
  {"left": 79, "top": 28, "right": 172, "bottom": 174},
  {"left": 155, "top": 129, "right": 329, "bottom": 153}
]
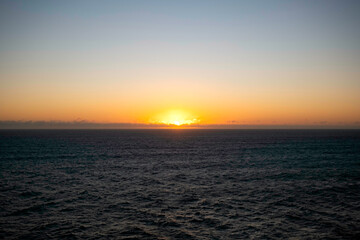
[{"left": 0, "top": 120, "right": 359, "bottom": 130}]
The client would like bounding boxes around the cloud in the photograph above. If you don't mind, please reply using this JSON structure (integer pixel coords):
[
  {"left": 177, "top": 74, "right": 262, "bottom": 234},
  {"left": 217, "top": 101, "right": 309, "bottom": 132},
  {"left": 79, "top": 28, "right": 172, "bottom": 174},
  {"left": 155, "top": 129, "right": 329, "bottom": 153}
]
[
  {"left": 0, "top": 120, "right": 359, "bottom": 129},
  {"left": 313, "top": 121, "right": 329, "bottom": 125},
  {"left": 0, "top": 120, "right": 209, "bottom": 129},
  {"left": 0, "top": 120, "right": 165, "bottom": 129}
]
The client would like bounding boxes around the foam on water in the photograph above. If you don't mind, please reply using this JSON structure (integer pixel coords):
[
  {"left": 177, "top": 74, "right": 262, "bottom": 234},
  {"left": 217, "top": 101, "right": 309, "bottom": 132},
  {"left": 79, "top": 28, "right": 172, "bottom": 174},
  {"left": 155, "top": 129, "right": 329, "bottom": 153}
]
[{"left": 1, "top": 130, "right": 360, "bottom": 239}]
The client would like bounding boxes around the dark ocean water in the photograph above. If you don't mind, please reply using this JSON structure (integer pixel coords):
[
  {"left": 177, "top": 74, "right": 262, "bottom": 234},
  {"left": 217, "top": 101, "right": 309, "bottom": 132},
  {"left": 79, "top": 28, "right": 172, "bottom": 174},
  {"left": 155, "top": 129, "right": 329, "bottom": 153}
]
[{"left": 0, "top": 129, "right": 360, "bottom": 239}]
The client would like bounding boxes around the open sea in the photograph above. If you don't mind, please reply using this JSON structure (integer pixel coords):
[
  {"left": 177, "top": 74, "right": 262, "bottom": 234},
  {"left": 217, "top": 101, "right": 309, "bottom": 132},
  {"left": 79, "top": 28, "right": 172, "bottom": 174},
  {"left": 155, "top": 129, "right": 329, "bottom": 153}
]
[{"left": 0, "top": 129, "right": 359, "bottom": 239}]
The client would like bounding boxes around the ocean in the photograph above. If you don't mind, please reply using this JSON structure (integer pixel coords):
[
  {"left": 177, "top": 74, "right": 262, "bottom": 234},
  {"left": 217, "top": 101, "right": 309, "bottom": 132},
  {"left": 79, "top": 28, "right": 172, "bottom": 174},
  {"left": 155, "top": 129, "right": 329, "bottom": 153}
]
[{"left": 0, "top": 129, "right": 359, "bottom": 239}]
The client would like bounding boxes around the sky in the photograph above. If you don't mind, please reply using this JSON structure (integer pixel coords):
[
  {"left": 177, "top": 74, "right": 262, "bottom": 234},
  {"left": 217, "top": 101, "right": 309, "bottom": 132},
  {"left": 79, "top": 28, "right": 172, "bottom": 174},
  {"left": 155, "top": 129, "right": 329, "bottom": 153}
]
[{"left": 0, "top": 0, "right": 360, "bottom": 128}]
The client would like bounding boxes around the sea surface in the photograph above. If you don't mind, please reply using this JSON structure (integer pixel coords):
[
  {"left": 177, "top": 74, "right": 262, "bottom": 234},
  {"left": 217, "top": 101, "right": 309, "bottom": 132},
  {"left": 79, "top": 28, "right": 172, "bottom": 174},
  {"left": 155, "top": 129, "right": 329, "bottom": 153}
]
[{"left": 0, "top": 129, "right": 360, "bottom": 239}]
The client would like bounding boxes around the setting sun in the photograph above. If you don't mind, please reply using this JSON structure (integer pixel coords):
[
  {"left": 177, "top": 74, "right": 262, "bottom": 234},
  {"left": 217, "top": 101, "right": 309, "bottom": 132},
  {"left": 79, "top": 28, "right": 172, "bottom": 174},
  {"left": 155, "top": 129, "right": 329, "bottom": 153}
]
[{"left": 149, "top": 110, "right": 200, "bottom": 126}]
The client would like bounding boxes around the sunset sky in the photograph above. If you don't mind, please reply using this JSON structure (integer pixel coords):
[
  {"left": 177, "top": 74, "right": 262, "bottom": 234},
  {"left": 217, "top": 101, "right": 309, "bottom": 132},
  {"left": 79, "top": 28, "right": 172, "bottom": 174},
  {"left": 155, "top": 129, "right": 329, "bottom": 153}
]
[{"left": 1, "top": 0, "right": 360, "bottom": 128}]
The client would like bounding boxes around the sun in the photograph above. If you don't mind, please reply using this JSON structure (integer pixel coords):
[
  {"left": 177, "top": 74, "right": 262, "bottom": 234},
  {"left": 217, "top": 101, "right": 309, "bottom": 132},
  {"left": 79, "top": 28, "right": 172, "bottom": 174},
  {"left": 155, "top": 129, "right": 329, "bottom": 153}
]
[{"left": 150, "top": 110, "right": 200, "bottom": 127}]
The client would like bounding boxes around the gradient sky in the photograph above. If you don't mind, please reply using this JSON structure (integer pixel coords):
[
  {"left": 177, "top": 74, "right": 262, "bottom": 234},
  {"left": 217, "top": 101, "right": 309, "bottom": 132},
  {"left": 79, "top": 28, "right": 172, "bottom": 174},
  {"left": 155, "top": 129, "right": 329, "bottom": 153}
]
[{"left": 1, "top": 0, "right": 360, "bottom": 127}]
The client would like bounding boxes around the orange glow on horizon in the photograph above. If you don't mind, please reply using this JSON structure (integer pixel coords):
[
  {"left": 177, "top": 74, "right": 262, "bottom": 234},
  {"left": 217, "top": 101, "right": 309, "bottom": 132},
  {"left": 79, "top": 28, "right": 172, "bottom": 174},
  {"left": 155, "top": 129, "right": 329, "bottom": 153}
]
[{"left": 149, "top": 109, "right": 201, "bottom": 126}]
